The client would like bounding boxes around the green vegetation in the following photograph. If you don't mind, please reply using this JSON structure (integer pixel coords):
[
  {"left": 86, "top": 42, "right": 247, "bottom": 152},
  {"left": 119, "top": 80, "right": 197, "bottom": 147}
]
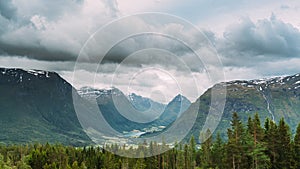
[
  {"left": 0, "top": 68, "right": 91, "bottom": 146},
  {"left": 188, "top": 75, "right": 300, "bottom": 142},
  {"left": 0, "top": 112, "right": 300, "bottom": 169}
]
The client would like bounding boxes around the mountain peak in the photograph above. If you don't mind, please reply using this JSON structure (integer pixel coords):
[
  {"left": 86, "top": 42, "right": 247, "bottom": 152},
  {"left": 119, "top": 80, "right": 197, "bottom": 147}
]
[
  {"left": 0, "top": 67, "right": 90, "bottom": 145},
  {"left": 78, "top": 86, "right": 124, "bottom": 102},
  {"left": 215, "top": 73, "right": 300, "bottom": 91},
  {"left": 0, "top": 68, "right": 65, "bottom": 86},
  {"left": 172, "top": 94, "right": 190, "bottom": 103},
  {"left": 1, "top": 68, "right": 56, "bottom": 76},
  {"left": 175, "top": 94, "right": 183, "bottom": 97}
]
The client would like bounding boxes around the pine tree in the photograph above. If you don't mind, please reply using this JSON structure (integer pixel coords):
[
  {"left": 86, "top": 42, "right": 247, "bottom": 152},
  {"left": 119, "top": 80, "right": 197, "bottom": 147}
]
[
  {"left": 133, "top": 158, "right": 146, "bottom": 169},
  {"left": 246, "top": 113, "right": 269, "bottom": 169},
  {"left": 103, "top": 150, "right": 116, "bottom": 169},
  {"left": 264, "top": 118, "right": 278, "bottom": 168},
  {"left": 176, "top": 143, "right": 185, "bottom": 169},
  {"left": 189, "top": 135, "right": 196, "bottom": 168},
  {"left": 294, "top": 123, "right": 300, "bottom": 168},
  {"left": 276, "top": 118, "right": 292, "bottom": 168},
  {"left": 211, "top": 132, "right": 224, "bottom": 169},
  {"left": 200, "top": 129, "right": 212, "bottom": 169},
  {"left": 226, "top": 112, "right": 245, "bottom": 169}
]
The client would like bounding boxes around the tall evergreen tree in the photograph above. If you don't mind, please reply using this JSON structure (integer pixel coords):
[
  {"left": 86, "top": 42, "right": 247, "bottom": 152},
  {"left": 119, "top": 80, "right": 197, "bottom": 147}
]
[
  {"left": 133, "top": 158, "right": 146, "bottom": 169},
  {"left": 226, "top": 112, "right": 246, "bottom": 169},
  {"left": 247, "top": 113, "right": 269, "bottom": 169},
  {"left": 292, "top": 123, "right": 300, "bottom": 168},
  {"left": 211, "top": 133, "right": 224, "bottom": 169},
  {"left": 189, "top": 135, "right": 196, "bottom": 168},
  {"left": 200, "top": 129, "right": 212, "bottom": 169},
  {"left": 264, "top": 118, "right": 278, "bottom": 168},
  {"left": 276, "top": 118, "right": 292, "bottom": 168}
]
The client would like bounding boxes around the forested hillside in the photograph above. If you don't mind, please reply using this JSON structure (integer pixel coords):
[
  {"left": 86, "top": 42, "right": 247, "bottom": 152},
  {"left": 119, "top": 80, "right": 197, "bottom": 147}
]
[{"left": 1, "top": 113, "right": 299, "bottom": 169}]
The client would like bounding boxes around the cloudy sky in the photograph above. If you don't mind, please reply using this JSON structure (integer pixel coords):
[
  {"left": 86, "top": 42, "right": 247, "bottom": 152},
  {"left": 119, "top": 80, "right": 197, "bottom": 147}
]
[{"left": 1, "top": 0, "right": 300, "bottom": 103}]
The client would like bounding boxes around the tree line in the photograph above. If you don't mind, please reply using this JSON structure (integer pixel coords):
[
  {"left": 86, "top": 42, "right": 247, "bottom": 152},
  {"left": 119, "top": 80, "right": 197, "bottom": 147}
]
[{"left": 1, "top": 112, "right": 300, "bottom": 169}]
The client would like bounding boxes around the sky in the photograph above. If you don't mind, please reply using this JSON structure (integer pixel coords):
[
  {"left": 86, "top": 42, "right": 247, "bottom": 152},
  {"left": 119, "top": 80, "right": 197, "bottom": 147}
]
[{"left": 1, "top": 0, "right": 300, "bottom": 103}]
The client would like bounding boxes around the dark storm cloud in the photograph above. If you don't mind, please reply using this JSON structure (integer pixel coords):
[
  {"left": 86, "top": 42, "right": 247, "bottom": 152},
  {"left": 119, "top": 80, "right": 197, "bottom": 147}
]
[
  {"left": 103, "top": 34, "right": 192, "bottom": 65},
  {"left": 218, "top": 15, "right": 300, "bottom": 66},
  {"left": 0, "top": 0, "right": 17, "bottom": 20},
  {"left": 0, "top": 0, "right": 123, "bottom": 62},
  {"left": 0, "top": 32, "right": 80, "bottom": 61},
  {"left": 1, "top": 0, "right": 300, "bottom": 102},
  {"left": 0, "top": 0, "right": 300, "bottom": 72},
  {"left": 0, "top": 41, "right": 76, "bottom": 61},
  {"left": 0, "top": 0, "right": 208, "bottom": 65},
  {"left": 0, "top": 0, "right": 105, "bottom": 62}
]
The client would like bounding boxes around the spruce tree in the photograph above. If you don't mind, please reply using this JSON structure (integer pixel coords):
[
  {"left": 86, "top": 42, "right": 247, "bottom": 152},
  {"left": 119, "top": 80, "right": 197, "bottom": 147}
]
[
  {"left": 226, "top": 112, "right": 245, "bottom": 169},
  {"left": 276, "top": 118, "right": 292, "bottom": 168},
  {"left": 189, "top": 135, "right": 196, "bottom": 168},
  {"left": 211, "top": 133, "right": 224, "bottom": 169},
  {"left": 200, "top": 129, "right": 212, "bottom": 169},
  {"left": 264, "top": 118, "right": 278, "bottom": 168},
  {"left": 293, "top": 123, "right": 300, "bottom": 168},
  {"left": 247, "top": 113, "right": 269, "bottom": 169}
]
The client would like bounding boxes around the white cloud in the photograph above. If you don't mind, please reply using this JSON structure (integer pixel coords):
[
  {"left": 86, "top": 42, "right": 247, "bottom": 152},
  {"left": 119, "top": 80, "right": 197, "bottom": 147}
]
[
  {"left": 195, "top": 0, "right": 300, "bottom": 35},
  {"left": 1, "top": 0, "right": 300, "bottom": 103},
  {"left": 68, "top": 62, "right": 208, "bottom": 103},
  {"left": 216, "top": 15, "right": 300, "bottom": 68},
  {"left": 117, "top": 0, "right": 173, "bottom": 14},
  {"left": 0, "top": 56, "right": 75, "bottom": 71},
  {"left": 0, "top": 0, "right": 118, "bottom": 60}
]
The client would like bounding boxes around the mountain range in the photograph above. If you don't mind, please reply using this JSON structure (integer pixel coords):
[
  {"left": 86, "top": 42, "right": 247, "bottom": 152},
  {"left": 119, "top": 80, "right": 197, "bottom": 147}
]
[
  {"left": 0, "top": 67, "right": 300, "bottom": 145},
  {"left": 78, "top": 86, "right": 191, "bottom": 132},
  {"left": 78, "top": 87, "right": 166, "bottom": 119},
  {"left": 185, "top": 73, "right": 300, "bottom": 141}
]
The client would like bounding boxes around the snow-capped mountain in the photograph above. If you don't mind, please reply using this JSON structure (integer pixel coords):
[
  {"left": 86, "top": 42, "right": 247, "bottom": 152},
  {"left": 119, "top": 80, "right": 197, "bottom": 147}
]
[
  {"left": 78, "top": 86, "right": 191, "bottom": 132},
  {"left": 78, "top": 86, "right": 122, "bottom": 102},
  {"left": 1, "top": 68, "right": 52, "bottom": 84},
  {"left": 127, "top": 93, "right": 166, "bottom": 117},
  {"left": 185, "top": 73, "right": 300, "bottom": 141},
  {"left": 0, "top": 68, "right": 91, "bottom": 145},
  {"left": 78, "top": 87, "right": 167, "bottom": 117},
  {"left": 2, "top": 67, "right": 300, "bottom": 144},
  {"left": 220, "top": 73, "right": 300, "bottom": 90}
]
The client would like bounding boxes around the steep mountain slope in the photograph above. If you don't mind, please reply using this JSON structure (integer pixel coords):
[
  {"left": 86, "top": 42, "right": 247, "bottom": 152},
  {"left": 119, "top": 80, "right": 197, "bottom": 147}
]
[
  {"left": 79, "top": 87, "right": 191, "bottom": 133},
  {"left": 128, "top": 93, "right": 166, "bottom": 118},
  {"left": 0, "top": 68, "right": 91, "bottom": 145},
  {"left": 154, "top": 94, "right": 191, "bottom": 126},
  {"left": 78, "top": 87, "right": 166, "bottom": 118},
  {"left": 3, "top": 67, "right": 299, "bottom": 145},
  {"left": 96, "top": 87, "right": 150, "bottom": 132},
  {"left": 186, "top": 73, "right": 300, "bottom": 142}
]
